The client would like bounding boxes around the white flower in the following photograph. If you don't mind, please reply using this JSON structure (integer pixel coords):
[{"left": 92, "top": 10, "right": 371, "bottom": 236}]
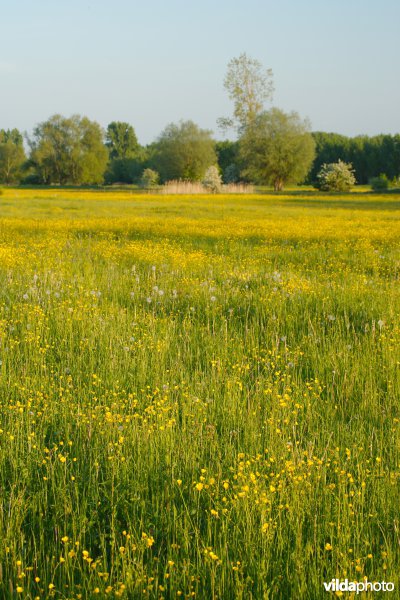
[{"left": 272, "top": 271, "right": 281, "bottom": 282}]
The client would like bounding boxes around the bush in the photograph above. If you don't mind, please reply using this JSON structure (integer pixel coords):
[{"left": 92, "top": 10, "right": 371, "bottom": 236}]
[
  {"left": 316, "top": 160, "right": 356, "bottom": 192},
  {"left": 202, "top": 166, "right": 222, "bottom": 193},
  {"left": 21, "top": 172, "right": 43, "bottom": 185},
  {"left": 370, "top": 174, "right": 389, "bottom": 191},
  {"left": 140, "top": 168, "right": 159, "bottom": 190}
]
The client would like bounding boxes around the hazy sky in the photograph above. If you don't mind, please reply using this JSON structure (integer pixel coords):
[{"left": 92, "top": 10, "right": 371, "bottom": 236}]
[{"left": 1, "top": 0, "right": 399, "bottom": 144}]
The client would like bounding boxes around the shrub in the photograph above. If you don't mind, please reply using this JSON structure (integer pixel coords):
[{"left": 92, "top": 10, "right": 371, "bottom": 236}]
[
  {"left": 202, "top": 166, "right": 222, "bottom": 193},
  {"left": 370, "top": 174, "right": 389, "bottom": 191},
  {"left": 140, "top": 168, "right": 159, "bottom": 190},
  {"left": 316, "top": 160, "right": 356, "bottom": 192}
]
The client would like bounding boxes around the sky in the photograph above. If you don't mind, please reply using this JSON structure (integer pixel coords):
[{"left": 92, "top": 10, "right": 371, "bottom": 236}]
[{"left": 1, "top": 0, "right": 400, "bottom": 144}]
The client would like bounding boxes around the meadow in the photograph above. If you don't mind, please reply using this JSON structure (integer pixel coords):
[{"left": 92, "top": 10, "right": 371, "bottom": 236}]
[{"left": 0, "top": 188, "right": 399, "bottom": 599}]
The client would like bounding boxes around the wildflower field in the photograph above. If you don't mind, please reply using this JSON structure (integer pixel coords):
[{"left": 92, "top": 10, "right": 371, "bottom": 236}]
[{"left": 0, "top": 188, "right": 399, "bottom": 599}]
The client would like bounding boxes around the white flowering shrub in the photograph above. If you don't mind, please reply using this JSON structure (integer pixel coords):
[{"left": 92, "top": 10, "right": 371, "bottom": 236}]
[
  {"left": 202, "top": 166, "right": 222, "bottom": 193},
  {"left": 316, "top": 160, "right": 356, "bottom": 192}
]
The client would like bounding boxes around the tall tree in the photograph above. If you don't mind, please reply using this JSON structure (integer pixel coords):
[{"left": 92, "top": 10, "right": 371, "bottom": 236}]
[
  {"left": 239, "top": 108, "right": 315, "bottom": 191},
  {"left": 218, "top": 53, "right": 274, "bottom": 133},
  {"left": 28, "top": 114, "right": 108, "bottom": 184},
  {"left": 105, "top": 122, "right": 140, "bottom": 159},
  {"left": 0, "top": 129, "right": 26, "bottom": 184},
  {"left": 152, "top": 120, "right": 217, "bottom": 182}
]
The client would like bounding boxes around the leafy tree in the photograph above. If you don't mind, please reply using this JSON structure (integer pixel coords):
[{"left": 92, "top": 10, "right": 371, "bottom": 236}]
[
  {"left": 215, "top": 140, "right": 241, "bottom": 182},
  {"left": 218, "top": 53, "right": 273, "bottom": 133},
  {"left": 239, "top": 108, "right": 315, "bottom": 191},
  {"left": 202, "top": 166, "right": 222, "bottom": 193},
  {"left": 104, "top": 122, "right": 145, "bottom": 184},
  {"left": 28, "top": 114, "right": 108, "bottom": 184},
  {"left": 140, "top": 168, "right": 159, "bottom": 189},
  {"left": 105, "top": 122, "right": 140, "bottom": 159},
  {"left": 316, "top": 160, "right": 356, "bottom": 192},
  {"left": 152, "top": 120, "right": 217, "bottom": 182},
  {"left": 223, "top": 163, "right": 240, "bottom": 184},
  {"left": 0, "top": 129, "right": 26, "bottom": 184}
]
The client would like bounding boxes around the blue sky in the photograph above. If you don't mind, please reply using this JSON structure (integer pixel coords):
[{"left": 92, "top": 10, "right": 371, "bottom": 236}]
[{"left": 1, "top": 0, "right": 399, "bottom": 144}]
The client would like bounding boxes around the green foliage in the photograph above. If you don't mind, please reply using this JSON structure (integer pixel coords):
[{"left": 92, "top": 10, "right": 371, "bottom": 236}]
[
  {"left": 152, "top": 120, "right": 217, "bottom": 182},
  {"left": 202, "top": 165, "right": 222, "bottom": 193},
  {"left": 105, "top": 121, "right": 140, "bottom": 160},
  {"left": 215, "top": 140, "right": 241, "bottom": 182},
  {"left": 0, "top": 129, "right": 26, "bottom": 184},
  {"left": 218, "top": 53, "right": 273, "bottom": 132},
  {"left": 28, "top": 114, "right": 108, "bottom": 185},
  {"left": 140, "top": 168, "right": 159, "bottom": 189},
  {"left": 239, "top": 108, "right": 315, "bottom": 190},
  {"left": 310, "top": 132, "right": 400, "bottom": 184},
  {"left": 316, "top": 160, "right": 356, "bottom": 192},
  {"left": 370, "top": 173, "right": 389, "bottom": 191},
  {"left": 105, "top": 154, "right": 148, "bottom": 185},
  {"left": 223, "top": 163, "right": 240, "bottom": 184},
  {"left": 0, "top": 128, "right": 23, "bottom": 146}
]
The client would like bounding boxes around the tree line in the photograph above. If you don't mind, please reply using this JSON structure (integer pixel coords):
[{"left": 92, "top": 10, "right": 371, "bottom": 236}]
[
  {"left": 1, "top": 121, "right": 399, "bottom": 188},
  {"left": 1, "top": 54, "right": 399, "bottom": 189}
]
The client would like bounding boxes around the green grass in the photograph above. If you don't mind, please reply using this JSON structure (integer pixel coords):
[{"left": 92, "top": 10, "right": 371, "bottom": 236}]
[{"left": 0, "top": 189, "right": 399, "bottom": 599}]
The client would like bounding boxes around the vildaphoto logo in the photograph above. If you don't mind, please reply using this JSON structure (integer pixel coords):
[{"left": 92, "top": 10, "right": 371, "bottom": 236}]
[{"left": 323, "top": 579, "right": 395, "bottom": 594}]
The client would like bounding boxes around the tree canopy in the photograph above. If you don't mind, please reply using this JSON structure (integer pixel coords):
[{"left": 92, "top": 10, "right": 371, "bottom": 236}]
[
  {"left": 0, "top": 129, "right": 26, "bottom": 184},
  {"left": 28, "top": 114, "right": 108, "bottom": 185},
  {"left": 105, "top": 122, "right": 140, "bottom": 160},
  {"left": 152, "top": 120, "right": 217, "bottom": 182},
  {"left": 239, "top": 108, "right": 315, "bottom": 191},
  {"left": 219, "top": 53, "right": 274, "bottom": 133}
]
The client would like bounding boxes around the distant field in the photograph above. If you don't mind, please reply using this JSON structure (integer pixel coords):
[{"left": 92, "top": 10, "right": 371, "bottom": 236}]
[{"left": 0, "top": 189, "right": 399, "bottom": 599}]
